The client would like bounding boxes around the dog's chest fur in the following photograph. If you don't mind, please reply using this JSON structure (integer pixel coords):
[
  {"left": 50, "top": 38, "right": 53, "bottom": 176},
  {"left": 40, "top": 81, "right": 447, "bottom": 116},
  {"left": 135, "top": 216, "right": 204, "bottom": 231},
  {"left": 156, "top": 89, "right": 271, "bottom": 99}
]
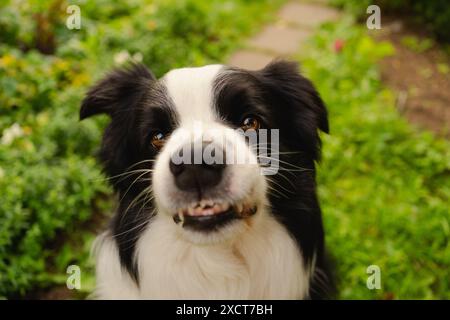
[{"left": 95, "top": 210, "right": 310, "bottom": 299}]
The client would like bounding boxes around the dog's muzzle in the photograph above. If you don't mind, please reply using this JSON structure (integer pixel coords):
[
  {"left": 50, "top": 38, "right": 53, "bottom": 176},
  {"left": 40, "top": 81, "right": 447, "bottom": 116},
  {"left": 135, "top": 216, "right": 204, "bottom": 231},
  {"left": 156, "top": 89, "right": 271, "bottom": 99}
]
[{"left": 169, "top": 142, "right": 257, "bottom": 231}]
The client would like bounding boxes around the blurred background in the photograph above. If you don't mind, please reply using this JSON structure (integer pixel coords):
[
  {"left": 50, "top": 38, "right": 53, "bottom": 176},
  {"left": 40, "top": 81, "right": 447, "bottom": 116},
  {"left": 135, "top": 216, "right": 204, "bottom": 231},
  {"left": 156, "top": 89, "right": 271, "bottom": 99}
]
[{"left": 0, "top": 0, "right": 448, "bottom": 299}]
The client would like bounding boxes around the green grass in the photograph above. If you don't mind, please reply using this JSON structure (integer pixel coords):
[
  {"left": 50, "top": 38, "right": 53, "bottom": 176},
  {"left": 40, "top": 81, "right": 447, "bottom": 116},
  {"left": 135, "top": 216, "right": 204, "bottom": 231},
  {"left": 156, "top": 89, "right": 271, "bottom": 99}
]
[{"left": 300, "top": 18, "right": 450, "bottom": 299}]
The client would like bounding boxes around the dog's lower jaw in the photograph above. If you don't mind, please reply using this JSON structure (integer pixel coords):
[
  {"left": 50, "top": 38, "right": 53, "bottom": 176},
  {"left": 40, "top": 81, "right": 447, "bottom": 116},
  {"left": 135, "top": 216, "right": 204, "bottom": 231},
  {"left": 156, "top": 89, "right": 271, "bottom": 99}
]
[{"left": 93, "top": 207, "right": 312, "bottom": 299}]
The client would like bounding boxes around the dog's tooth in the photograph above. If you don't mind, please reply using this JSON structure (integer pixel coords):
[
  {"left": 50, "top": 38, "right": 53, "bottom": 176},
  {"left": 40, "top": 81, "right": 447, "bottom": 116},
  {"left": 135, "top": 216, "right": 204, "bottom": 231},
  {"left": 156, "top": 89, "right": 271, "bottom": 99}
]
[
  {"left": 203, "top": 208, "right": 214, "bottom": 215},
  {"left": 187, "top": 207, "right": 195, "bottom": 216},
  {"left": 221, "top": 202, "right": 230, "bottom": 211},
  {"left": 205, "top": 199, "right": 214, "bottom": 207},
  {"left": 235, "top": 203, "right": 243, "bottom": 213},
  {"left": 177, "top": 210, "right": 184, "bottom": 223},
  {"left": 213, "top": 204, "right": 221, "bottom": 213},
  {"left": 194, "top": 206, "right": 203, "bottom": 215}
]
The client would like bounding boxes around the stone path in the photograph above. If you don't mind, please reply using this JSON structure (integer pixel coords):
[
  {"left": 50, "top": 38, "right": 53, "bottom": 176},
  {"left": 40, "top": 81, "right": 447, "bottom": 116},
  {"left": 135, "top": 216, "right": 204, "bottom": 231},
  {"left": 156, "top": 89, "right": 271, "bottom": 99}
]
[{"left": 228, "top": 1, "right": 340, "bottom": 69}]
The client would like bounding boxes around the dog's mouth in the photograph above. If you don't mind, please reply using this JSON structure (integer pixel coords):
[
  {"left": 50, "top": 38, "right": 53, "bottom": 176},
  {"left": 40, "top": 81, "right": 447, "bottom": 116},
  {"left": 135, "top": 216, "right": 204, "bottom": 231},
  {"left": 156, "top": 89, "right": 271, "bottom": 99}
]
[{"left": 172, "top": 200, "right": 257, "bottom": 232}]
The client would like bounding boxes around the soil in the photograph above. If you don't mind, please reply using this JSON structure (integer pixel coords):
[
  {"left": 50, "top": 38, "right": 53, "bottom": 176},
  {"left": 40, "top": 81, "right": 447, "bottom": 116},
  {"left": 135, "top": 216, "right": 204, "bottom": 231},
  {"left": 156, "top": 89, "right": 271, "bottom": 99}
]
[{"left": 373, "top": 16, "right": 450, "bottom": 138}]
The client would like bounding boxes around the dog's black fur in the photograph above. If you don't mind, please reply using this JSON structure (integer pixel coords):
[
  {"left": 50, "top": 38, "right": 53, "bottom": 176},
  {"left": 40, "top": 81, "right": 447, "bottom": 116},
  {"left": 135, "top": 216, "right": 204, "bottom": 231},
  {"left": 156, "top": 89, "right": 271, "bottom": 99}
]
[{"left": 80, "top": 60, "right": 335, "bottom": 299}]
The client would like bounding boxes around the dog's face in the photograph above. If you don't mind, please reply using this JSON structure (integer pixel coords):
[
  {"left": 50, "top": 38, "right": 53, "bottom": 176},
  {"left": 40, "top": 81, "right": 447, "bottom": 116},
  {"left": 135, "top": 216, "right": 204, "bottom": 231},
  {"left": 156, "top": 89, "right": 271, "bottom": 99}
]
[
  {"left": 151, "top": 64, "right": 272, "bottom": 244},
  {"left": 81, "top": 60, "right": 327, "bottom": 260}
]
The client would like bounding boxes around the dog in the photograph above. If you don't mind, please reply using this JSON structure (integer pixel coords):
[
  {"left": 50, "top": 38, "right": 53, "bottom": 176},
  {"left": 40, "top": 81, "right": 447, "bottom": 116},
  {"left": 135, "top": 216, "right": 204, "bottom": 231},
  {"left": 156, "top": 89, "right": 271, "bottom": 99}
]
[{"left": 80, "top": 60, "right": 333, "bottom": 299}]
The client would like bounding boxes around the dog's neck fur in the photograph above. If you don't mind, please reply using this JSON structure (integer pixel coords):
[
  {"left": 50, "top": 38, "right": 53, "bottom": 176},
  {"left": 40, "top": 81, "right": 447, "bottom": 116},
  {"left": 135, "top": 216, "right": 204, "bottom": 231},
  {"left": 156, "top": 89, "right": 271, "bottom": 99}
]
[{"left": 94, "top": 207, "right": 311, "bottom": 299}]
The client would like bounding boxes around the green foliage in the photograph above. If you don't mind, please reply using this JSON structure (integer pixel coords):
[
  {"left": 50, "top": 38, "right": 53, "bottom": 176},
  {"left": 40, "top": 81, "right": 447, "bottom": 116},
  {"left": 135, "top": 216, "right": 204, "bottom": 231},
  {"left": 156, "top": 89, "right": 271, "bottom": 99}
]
[
  {"left": 330, "top": 0, "right": 450, "bottom": 42},
  {"left": 300, "top": 19, "right": 450, "bottom": 299},
  {"left": 0, "top": 0, "right": 284, "bottom": 298},
  {"left": 400, "top": 36, "right": 434, "bottom": 53}
]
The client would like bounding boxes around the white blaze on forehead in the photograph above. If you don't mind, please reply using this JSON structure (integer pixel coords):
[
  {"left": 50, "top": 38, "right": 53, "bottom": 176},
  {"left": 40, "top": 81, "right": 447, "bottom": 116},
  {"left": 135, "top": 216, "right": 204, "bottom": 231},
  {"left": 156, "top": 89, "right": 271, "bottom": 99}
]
[{"left": 162, "top": 64, "right": 223, "bottom": 124}]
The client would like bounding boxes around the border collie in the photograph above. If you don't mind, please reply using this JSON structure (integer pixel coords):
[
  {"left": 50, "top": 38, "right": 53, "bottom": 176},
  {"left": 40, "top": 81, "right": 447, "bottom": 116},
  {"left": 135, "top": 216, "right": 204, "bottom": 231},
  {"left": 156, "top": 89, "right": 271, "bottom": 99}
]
[{"left": 80, "top": 60, "right": 333, "bottom": 299}]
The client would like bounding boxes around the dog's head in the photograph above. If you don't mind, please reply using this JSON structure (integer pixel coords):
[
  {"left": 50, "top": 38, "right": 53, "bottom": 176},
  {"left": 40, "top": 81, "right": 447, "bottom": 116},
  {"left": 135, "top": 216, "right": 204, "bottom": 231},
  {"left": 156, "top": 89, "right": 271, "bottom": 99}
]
[{"left": 81, "top": 60, "right": 327, "bottom": 264}]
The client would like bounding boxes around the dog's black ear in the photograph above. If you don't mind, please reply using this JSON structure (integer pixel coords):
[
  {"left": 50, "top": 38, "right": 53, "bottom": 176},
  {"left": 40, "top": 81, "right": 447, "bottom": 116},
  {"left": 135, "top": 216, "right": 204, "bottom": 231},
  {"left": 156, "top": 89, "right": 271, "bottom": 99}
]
[
  {"left": 80, "top": 63, "right": 155, "bottom": 120},
  {"left": 258, "top": 60, "right": 329, "bottom": 159},
  {"left": 260, "top": 60, "right": 328, "bottom": 133}
]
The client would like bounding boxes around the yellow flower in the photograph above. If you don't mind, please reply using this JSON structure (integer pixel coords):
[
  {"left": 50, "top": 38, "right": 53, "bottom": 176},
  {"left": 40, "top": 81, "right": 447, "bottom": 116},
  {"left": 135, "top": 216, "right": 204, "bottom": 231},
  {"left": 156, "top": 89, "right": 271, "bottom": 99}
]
[
  {"left": 54, "top": 59, "right": 69, "bottom": 71},
  {"left": 22, "top": 126, "right": 33, "bottom": 135},
  {"left": 36, "top": 112, "right": 49, "bottom": 126},
  {"left": 0, "top": 54, "right": 15, "bottom": 67},
  {"left": 72, "top": 72, "right": 90, "bottom": 86},
  {"left": 21, "top": 140, "right": 35, "bottom": 152}
]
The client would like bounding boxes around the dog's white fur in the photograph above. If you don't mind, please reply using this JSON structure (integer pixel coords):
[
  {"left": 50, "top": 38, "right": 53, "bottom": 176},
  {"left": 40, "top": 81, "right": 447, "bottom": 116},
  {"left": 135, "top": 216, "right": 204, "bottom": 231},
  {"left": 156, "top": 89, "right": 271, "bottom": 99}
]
[
  {"left": 93, "top": 65, "right": 312, "bottom": 299},
  {"left": 94, "top": 210, "right": 309, "bottom": 299}
]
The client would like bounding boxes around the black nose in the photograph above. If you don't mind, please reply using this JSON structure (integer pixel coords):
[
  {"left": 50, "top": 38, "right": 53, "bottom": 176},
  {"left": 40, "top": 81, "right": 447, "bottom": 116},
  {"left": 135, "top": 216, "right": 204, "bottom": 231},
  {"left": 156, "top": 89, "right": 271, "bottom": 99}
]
[{"left": 169, "top": 142, "right": 226, "bottom": 192}]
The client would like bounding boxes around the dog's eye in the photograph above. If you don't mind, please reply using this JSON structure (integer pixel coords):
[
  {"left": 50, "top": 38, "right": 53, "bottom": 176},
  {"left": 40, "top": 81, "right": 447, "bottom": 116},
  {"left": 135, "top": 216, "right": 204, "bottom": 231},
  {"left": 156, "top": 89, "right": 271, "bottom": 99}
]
[
  {"left": 240, "top": 116, "right": 260, "bottom": 131},
  {"left": 151, "top": 132, "right": 166, "bottom": 150}
]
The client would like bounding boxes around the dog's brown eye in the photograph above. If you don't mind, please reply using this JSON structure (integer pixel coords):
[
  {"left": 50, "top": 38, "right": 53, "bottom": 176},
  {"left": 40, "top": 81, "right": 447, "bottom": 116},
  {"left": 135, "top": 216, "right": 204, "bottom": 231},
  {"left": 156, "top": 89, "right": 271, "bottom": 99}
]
[
  {"left": 241, "top": 116, "right": 260, "bottom": 131},
  {"left": 151, "top": 132, "right": 166, "bottom": 149}
]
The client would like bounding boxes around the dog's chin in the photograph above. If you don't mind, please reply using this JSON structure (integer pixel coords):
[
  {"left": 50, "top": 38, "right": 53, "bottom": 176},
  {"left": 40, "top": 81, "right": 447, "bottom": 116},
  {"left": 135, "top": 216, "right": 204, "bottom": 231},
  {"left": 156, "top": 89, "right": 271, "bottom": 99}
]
[{"left": 178, "top": 217, "right": 250, "bottom": 245}]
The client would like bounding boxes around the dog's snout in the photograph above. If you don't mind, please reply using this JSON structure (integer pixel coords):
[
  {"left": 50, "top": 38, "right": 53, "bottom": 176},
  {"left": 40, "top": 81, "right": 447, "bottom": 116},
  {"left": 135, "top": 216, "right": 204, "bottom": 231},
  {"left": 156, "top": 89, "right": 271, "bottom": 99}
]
[{"left": 169, "top": 142, "right": 226, "bottom": 192}]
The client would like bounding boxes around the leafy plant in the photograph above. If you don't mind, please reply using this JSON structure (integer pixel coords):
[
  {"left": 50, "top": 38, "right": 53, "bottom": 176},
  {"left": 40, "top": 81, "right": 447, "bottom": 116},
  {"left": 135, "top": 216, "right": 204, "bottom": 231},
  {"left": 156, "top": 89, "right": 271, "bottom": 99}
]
[{"left": 401, "top": 36, "right": 434, "bottom": 53}]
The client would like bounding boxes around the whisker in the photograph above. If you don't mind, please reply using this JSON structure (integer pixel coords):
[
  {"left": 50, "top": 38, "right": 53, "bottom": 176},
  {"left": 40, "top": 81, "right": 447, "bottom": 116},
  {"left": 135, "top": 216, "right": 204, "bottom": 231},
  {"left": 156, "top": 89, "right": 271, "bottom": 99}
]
[
  {"left": 120, "top": 186, "right": 153, "bottom": 223},
  {"left": 123, "top": 159, "right": 156, "bottom": 172},
  {"left": 266, "top": 183, "right": 287, "bottom": 198},
  {"left": 119, "top": 171, "right": 152, "bottom": 204},
  {"left": 267, "top": 177, "right": 296, "bottom": 195},
  {"left": 134, "top": 192, "right": 155, "bottom": 223},
  {"left": 113, "top": 209, "right": 155, "bottom": 239},
  {"left": 273, "top": 170, "right": 297, "bottom": 190},
  {"left": 94, "top": 169, "right": 154, "bottom": 183},
  {"left": 257, "top": 155, "right": 311, "bottom": 171},
  {"left": 250, "top": 145, "right": 302, "bottom": 156}
]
